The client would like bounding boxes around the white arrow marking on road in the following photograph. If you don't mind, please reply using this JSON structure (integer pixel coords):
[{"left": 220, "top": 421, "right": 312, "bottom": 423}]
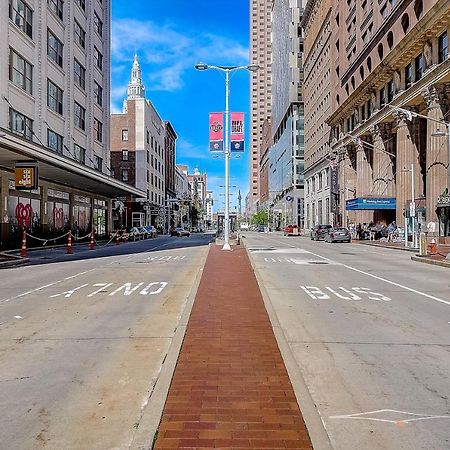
[
  {"left": 88, "top": 283, "right": 113, "bottom": 297},
  {"left": 50, "top": 284, "right": 89, "bottom": 298}
]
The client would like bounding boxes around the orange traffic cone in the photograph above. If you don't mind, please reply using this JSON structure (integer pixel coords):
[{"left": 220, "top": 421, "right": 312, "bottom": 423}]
[
  {"left": 115, "top": 232, "right": 120, "bottom": 245},
  {"left": 67, "top": 231, "right": 73, "bottom": 254},
  {"left": 21, "top": 229, "right": 27, "bottom": 258}
]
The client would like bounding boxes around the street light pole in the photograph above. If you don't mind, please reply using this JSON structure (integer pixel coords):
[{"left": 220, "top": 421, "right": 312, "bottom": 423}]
[{"left": 195, "top": 62, "right": 259, "bottom": 251}]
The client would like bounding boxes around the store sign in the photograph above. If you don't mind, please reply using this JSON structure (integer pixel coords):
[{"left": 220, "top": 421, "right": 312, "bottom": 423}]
[
  {"left": 437, "top": 195, "right": 450, "bottom": 207},
  {"left": 346, "top": 197, "right": 396, "bottom": 211},
  {"left": 15, "top": 161, "right": 38, "bottom": 190}
]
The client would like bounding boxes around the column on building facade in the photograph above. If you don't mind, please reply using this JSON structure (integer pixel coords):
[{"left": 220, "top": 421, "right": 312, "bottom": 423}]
[
  {"left": 69, "top": 192, "right": 75, "bottom": 226},
  {"left": 0, "top": 175, "right": 9, "bottom": 245},
  {"left": 340, "top": 145, "right": 357, "bottom": 226},
  {"left": 356, "top": 139, "right": 373, "bottom": 223},
  {"left": 394, "top": 112, "right": 422, "bottom": 224},
  {"left": 422, "top": 84, "right": 449, "bottom": 228},
  {"left": 371, "top": 124, "right": 395, "bottom": 197},
  {"left": 107, "top": 200, "right": 113, "bottom": 234},
  {"left": 40, "top": 185, "right": 48, "bottom": 234}
]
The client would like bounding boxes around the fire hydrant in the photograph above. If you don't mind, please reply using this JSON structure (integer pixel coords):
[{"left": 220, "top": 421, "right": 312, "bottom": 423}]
[{"left": 428, "top": 238, "right": 437, "bottom": 256}]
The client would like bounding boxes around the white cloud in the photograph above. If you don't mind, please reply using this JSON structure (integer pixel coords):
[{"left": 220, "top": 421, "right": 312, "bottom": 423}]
[
  {"left": 177, "top": 138, "right": 211, "bottom": 160},
  {"left": 111, "top": 19, "right": 249, "bottom": 92}
]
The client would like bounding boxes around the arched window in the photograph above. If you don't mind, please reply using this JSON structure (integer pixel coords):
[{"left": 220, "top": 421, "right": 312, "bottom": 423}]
[
  {"left": 360, "top": 66, "right": 364, "bottom": 80},
  {"left": 351, "top": 76, "right": 355, "bottom": 89},
  {"left": 336, "top": 94, "right": 340, "bottom": 105},
  {"left": 414, "top": 0, "right": 423, "bottom": 19},
  {"left": 401, "top": 13, "right": 410, "bottom": 33},
  {"left": 387, "top": 31, "right": 394, "bottom": 50},
  {"left": 345, "top": 84, "right": 349, "bottom": 95},
  {"left": 367, "top": 56, "right": 372, "bottom": 72},
  {"left": 378, "top": 43, "right": 384, "bottom": 60}
]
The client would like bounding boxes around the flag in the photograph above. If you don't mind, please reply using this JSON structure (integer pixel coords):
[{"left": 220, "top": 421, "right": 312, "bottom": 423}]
[
  {"left": 209, "top": 113, "right": 224, "bottom": 152},
  {"left": 231, "top": 112, "right": 245, "bottom": 152}
]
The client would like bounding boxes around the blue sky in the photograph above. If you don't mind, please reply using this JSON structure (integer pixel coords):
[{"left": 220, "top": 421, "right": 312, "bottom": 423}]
[{"left": 111, "top": 0, "right": 251, "bottom": 212}]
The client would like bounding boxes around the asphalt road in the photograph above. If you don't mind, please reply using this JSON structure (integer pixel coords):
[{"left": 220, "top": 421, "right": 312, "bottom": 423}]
[
  {"left": 0, "top": 233, "right": 212, "bottom": 450},
  {"left": 244, "top": 232, "right": 450, "bottom": 450}
]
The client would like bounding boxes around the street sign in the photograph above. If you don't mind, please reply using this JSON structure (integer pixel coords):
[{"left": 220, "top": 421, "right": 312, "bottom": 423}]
[
  {"left": 409, "top": 201, "right": 416, "bottom": 217},
  {"left": 15, "top": 161, "right": 38, "bottom": 190}
]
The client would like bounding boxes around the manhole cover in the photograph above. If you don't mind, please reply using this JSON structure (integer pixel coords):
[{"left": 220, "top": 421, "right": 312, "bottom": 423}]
[{"left": 308, "top": 261, "right": 329, "bottom": 265}]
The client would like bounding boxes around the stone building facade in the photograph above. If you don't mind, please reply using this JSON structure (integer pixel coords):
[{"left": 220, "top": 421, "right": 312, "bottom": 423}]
[
  {"left": 327, "top": 0, "right": 449, "bottom": 239},
  {"left": 302, "top": 0, "right": 334, "bottom": 229},
  {"left": 0, "top": 0, "right": 141, "bottom": 248}
]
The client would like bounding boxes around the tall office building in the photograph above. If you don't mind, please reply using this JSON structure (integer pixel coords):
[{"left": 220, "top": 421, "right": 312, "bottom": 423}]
[
  {"left": 249, "top": 0, "right": 272, "bottom": 212},
  {"left": 302, "top": 0, "right": 334, "bottom": 229},
  {"left": 327, "top": 0, "right": 450, "bottom": 239},
  {"left": 0, "top": 0, "right": 140, "bottom": 247},
  {"left": 269, "top": 0, "right": 305, "bottom": 229}
]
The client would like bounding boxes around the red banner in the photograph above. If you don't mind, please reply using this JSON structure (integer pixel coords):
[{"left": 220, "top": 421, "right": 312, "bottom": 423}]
[
  {"left": 209, "top": 112, "right": 224, "bottom": 152},
  {"left": 231, "top": 112, "right": 244, "bottom": 152}
]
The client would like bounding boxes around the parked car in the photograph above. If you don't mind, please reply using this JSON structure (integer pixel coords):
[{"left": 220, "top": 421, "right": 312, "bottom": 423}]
[
  {"left": 257, "top": 225, "right": 266, "bottom": 232},
  {"left": 325, "top": 227, "right": 351, "bottom": 243},
  {"left": 171, "top": 227, "right": 190, "bottom": 237},
  {"left": 283, "top": 225, "right": 300, "bottom": 236},
  {"left": 124, "top": 226, "right": 144, "bottom": 241},
  {"left": 310, "top": 224, "right": 332, "bottom": 241},
  {"left": 142, "top": 225, "right": 157, "bottom": 238}
]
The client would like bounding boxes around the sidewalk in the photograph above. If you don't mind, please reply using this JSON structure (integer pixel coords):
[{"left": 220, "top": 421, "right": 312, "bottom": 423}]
[{"left": 153, "top": 244, "right": 312, "bottom": 449}]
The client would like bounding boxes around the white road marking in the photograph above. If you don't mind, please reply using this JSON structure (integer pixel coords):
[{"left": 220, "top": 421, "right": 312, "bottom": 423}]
[
  {"left": 330, "top": 409, "right": 450, "bottom": 424},
  {"left": 109, "top": 283, "right": 144, "bottom": 296},
  {"left": 139, "top": 282, "right": 168, "bottom": 295},
  {"left": 14, "top": 315, "right": 23, "bottom": 319},
  {"left": 0, "top": 269, "right": 96, "bottom": 305},
  {"left": 88, "top": 283, "right": 113, "bottom": 297},
  {"left": 50, "top": 284, "right": 89, "bottom": 298}
]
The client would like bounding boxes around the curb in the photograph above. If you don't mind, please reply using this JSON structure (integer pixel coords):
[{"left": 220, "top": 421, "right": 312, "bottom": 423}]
[
  {"left": 0, "top": 254, "right": 29, "bottom": 269},
  {"left": 411, "top": 255, "right": 450, "bottom": 268},
  {"left": 359, "top": 241, "right": 418, "bottom": 252},
  {"left": 129, "top": 245, "right": 210, "bottom": 450},
  {"left": 241, "top": 237, "right": 333, "bottom": 450}
]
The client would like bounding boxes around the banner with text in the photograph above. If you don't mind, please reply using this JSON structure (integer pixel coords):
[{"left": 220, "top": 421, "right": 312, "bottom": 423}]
[
  {"left": 209, "top": 112, "right": 224, "bottom": 152},
  {"left": 231, "top": 112, "right": 245, "bottom": 152}
]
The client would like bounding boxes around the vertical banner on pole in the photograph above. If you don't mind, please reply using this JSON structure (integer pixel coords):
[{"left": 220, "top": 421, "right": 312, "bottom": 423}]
[
  {"left": 231, "top": 112, "right": 245, "bottom": 152},
  {"left": 209, "top": 112, "right": 224, "bottom": 152}
]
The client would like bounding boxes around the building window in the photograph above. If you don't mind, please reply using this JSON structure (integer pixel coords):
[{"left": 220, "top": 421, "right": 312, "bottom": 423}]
[
  {"left": 47, "top": 30, "right": 63, "bottom": 67},
  {"left": 74, "top": 144, "right": 86, "bottom": 164},
  {"left": 74, "top": 102, "right": 86, "bottom": 130},
  {"left": 122, "top": 169, "right": 129, "bottom": 182},
  {"left": 47, "top": 129, "right": 63, "bottom": 153},
  {"left": 75, "top": 0, "right": 85, "bottom": 11},
  {"left": 48, "top": 0, "right": 63, "bottom": 20},
  {"left": 9, "top": 107, "right": 33, "bottom": 139},
  {"left": 379, "top": 86, "right": 386, "bottom": 108},
  {"left": 94, "top": 47, "right": 103, "bottom": 70},
  {"left": 387, "top": 79, "right": 395, "bottom": 102},
  {"left": 438, "top": 32, "right": 448, "bottom": 63},
  {"left": 122, "top": 150, "right": 128, "bottom": 161},
  {"left": 405, "top": 63, "right": 412, "bottom": 88},
  {"left": 94, "top": 155, "right": 103, "bottom": 172},
  {"left": 9, "top": 0, "right": 33, "bottom": 39},
  {"left": 401, "top": 13, "right": 410, "bottom": 34},
  {"left": 94, "top": 118, "right": 102, "bottom": 142},
  {"left": 387, "top": 31, "right": 394, "bottom": 49},
  {"left": 94, "top": 81, "right": 103, "bottom": 106},
  {"left": 415, "top": 53, "right": 424, "bottom": 81},
  {"left": 74, "top": 59, "right": 85, "bottom": 89},
  {"left": 9, "top": 49, "right": 32, "bottom": 94},
  {"left": 94, "top": 12, "right": 102, "bottom": 36},
  {"left": 47, "top": 79, "right": 63, "bottom": 114},
  {"left": 122, "top": 130, "right": 128, "bottom": 141},
  {"left": 74, "top": 20, "right": 85, "bottom": 49}
]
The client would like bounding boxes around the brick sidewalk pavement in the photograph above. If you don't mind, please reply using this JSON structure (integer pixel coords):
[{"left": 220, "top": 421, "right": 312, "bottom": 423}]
[{"left": 153, "top": 245, "right": 312, "bottom": 449}]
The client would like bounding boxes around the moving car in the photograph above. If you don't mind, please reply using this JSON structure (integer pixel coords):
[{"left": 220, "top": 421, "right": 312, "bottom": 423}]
[
  {"left": 171, "top": 227, "right": 190, "bottom": 237},
  {"left": 283, "top": 225, "right": 300, "bottom": 236},
  {"left": 142, "top": 225, "right": 157, "bottom": 238},
  {"left": 310, "top": 224, "right": 332, "bottom": 241},
  {"left": 325, "top": 227, "right": 351, "bottom": 243}
]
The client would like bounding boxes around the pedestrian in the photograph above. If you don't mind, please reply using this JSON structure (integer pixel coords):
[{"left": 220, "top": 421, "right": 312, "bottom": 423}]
[{"left": 356, "top": 223, "right": 362, "bottom": 240}]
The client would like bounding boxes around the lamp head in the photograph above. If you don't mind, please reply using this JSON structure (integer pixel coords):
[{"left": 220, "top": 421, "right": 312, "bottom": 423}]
[
  {"left": 195, "top": 62, "right": 208, "bottom": 71},
  {"left": 247, "top": 64, "right": 260, "bottom": 72}
]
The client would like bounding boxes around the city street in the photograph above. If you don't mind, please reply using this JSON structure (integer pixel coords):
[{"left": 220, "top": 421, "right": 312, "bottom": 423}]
[
  {"left": 0, "top": 234, "right": 211, "bottom": 450},
  {"left": 244, "top": 232, "right": 450, "bottom": 450}
]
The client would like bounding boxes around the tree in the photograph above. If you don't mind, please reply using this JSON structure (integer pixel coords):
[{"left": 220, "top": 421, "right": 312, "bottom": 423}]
[{"left": 251, "top": 209, "right": 268, "bottom": 226}]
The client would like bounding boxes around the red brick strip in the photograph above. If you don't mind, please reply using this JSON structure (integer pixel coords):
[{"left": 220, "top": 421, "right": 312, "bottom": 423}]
[{"left": 154, "top": 245, "right": 312, "bottom": 449}]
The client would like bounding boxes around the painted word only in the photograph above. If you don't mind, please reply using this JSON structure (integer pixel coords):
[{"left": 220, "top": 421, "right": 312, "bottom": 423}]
[
  {"left": 300, "top": 286, "right": 391, "bottom": 302},
  {"left": 50, "top": 282, "right": 168, "bottom": 299}
]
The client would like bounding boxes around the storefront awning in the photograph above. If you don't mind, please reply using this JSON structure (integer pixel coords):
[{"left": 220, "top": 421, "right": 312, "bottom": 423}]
[
  {"left": 346, "top": 197, "right": 396, "bottom": 210},
  {"left": 0, "top": 130, "right": 145, "bottom": 198}
]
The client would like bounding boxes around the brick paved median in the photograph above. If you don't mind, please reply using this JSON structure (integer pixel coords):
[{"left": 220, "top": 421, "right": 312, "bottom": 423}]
[{"left": 153, "top": 244, "right": 312, "bottom": 449}]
